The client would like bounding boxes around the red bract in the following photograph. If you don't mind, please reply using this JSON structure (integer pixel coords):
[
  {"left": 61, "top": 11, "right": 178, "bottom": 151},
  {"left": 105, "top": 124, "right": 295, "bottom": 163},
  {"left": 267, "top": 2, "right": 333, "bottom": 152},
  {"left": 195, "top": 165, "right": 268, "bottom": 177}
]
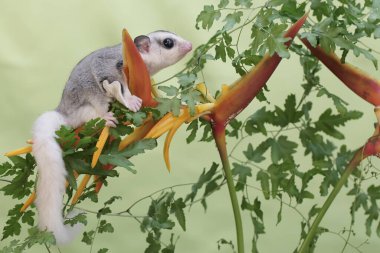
[
  {"left": 212, "top": 13, "right": 309, "bottom": 126},
  {"left": 122, "top": 29, "right": 158, "bottom": 107},
  {"left": 301, "top": 38, "right": 380, "bottom": 106}
]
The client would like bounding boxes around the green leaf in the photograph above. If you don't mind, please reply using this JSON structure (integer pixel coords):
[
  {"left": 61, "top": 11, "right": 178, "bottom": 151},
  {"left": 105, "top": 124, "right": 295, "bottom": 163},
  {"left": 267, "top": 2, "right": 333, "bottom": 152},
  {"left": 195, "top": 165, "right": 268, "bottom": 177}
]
[
  {"left": 223, "top": 11, "right": 243, "bottom": 30},
  {"left": 104, "top": 196, "right": 122, "bottom": 206},
  {"left": 98, "top": 220, "right": 114, "bottom": 233},
  {"left": 82, "top": 230, "right": 95, "bottom": 245},
  {"left": 256, "top": 171, "right": 270, "bottom": 199},
  {"left": 315, "top": 109, "right": 363, "bottom": 139},
  {"left": 99, "top": 154, "right": 136, "bottom": 174},
  {"left": 300, "top": 127, "right": 336, "bottom": 160},
  {"left": 317, "top": 87, "right": 348, "bottom": 114},
  {"left": 218, "top": 0, "right": 229, "bottom": 8},
  {"left": 158, "top": 86, "right": 178, "bottom": 96},
  {"left": 270, "top": 136, "right": 297, "bottom": 164},
  {"left": 227, "top": 119, "right": 242, "bottom": 138},
  {"left": 171, "top": 198, "right": 186, "bottom": 231},
  {"left": 64, "top": 213, "right": 87, "bottom": 226},
  {"left": 181, "top": 89, "right": 201, "bottom": 116},
  {"left": 251, "top": 216, "right": 265, "bottom": 236},
  {"left": 186, "top": 119, "right": 198, "bottom": 144},
  {"left": 177, "top": 73, "right": 197, "bottom": 88},
  {"left": 243, "top": 140, "right": 271, "bottom": 163},
  {"left": 185, "top": 163, "right": 219, "bottom": 203},
  {"left": 97, "top": 207, "right": 112, "bottom": 218},
  {"left": 234, "top": 0, "right": 252, "bottom": 8},
  {"left": 374, "top": 27, "right": 380, "bottom": 39},
  {"left": 121, "top": 139, "right": 158, "bottom": 157},
  {"left": 2, "top": 204, "right": 23, "bottom": 240},
  {"left": 98, "top": 249, "right": 109, "bottom": 253},
  {"left": 145, "top": 231, "right": 161, "bottom": 253},
  {"left": 232, "top": 163, "right": 252, "bottom": 191},
  {"left": 245, "top": 107, "right": 274, "bottom": 135},
  {"left": 196, "top": 5, "right": 221, "bottom": 30},
  {"left": 253, "top": 198, "right": 264, "bottom": 221},
  {"left": 215, "top": 41, "right": 227, "bottom": 62},
  {"left": 156, "top": 97, "right": 181, "bottom": 117}
]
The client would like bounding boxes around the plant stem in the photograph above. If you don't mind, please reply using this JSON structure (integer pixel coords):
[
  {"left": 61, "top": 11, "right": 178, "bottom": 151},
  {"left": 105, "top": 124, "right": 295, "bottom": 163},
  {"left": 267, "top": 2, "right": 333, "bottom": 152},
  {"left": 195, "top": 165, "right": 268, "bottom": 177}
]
[
  {"left": 298, "top": 148, "right": 365, "bottom": 253},
  {"left": 213, "top": 124, "right": 245, "bottom": 253}
]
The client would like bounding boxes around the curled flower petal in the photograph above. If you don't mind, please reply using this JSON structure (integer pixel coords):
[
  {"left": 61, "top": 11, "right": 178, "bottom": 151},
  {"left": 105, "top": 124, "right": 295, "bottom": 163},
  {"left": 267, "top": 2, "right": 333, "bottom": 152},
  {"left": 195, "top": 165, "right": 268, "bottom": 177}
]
[
  {"left": 164, "top": 119, "right": 185, "bottom": 172},
  {"left": 71, "top": 175, "right": 91, "bottom": 204},
  {"left": 145, "top": 113, "right": 178, "bottom": 139},
  {"left": 71, "top": 126, "right": 109, "bottom": 204},
  {"left": 119, "top": 115, "right": 155, "bottom": 151},
  {"left": 20, "top": 192, "right": 36, "bottom": 212},
  {"left": 5, "top": 146, "right": 32, "bottom": 157},
  {"left": 196, "top": 83, "right": 216, "bottom": 102},
  {"left": 91, "top": 126, "right": 110, "bottom": 168}
]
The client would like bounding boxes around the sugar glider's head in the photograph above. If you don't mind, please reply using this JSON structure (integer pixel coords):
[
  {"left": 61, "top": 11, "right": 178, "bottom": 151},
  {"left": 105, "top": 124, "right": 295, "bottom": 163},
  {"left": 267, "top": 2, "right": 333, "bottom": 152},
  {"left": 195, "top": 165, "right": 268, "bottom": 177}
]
[{"left": 134, "top": 30, "right": 192, "bottom": 76}]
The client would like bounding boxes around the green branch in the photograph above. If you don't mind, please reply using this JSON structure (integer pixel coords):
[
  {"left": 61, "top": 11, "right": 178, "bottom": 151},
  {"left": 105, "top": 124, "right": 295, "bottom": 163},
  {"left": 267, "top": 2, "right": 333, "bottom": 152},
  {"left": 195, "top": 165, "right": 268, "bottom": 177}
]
[
  {"left": 298, "top": 148, "right": 365, "bottom": 253},
  {"left": 213, "top": 125, "right": 245, "bottom": 253}
]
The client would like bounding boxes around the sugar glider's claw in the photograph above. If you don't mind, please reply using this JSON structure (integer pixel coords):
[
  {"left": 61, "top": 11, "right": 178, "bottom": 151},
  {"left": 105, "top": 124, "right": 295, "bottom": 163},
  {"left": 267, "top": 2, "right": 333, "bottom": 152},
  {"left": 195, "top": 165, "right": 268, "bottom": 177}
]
[{"left": 103, "top": 112, "right": 118, "bottom": 128}]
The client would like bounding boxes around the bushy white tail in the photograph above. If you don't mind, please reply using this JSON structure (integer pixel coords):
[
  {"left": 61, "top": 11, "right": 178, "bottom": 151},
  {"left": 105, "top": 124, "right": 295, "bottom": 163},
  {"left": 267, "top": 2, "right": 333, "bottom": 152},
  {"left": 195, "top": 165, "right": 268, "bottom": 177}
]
[{"left": 32, "top": 111, "right": 81, "bottom": 244}]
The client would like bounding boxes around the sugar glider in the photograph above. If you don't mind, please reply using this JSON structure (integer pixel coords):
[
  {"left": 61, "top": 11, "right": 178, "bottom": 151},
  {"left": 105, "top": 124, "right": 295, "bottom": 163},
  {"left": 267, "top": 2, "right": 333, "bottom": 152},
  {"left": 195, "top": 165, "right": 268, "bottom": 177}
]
[{"left": 31, "top": 30, "right": 192, "bottom": 244}]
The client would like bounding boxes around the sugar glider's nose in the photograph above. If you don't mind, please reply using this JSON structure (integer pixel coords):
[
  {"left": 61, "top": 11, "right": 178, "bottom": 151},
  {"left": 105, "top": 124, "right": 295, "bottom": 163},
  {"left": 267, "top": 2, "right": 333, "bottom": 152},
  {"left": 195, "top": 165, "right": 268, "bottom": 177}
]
[{"left": 181, "top": 41, "right": 192, "bottom": 53}]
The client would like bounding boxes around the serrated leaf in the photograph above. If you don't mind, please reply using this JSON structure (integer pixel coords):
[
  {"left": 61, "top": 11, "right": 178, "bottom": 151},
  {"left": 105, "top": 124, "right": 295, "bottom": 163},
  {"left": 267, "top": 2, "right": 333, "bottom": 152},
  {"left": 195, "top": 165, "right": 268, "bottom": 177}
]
[
  {"left": 158, "top": 86, "right": 178, "bottom": 96},
  {"left": 185, "top": 163, "right": 219, "bottom": 203},
  {"left": 171, "top": 198, "right": 186, "bottom": 231},
  {"left": 218, "top": 0, "right": 229, "bottom": 8},
  {"left": 223, "top": 11, "right": 243, "bottom": 30},
  {"left": 256, "top": 171, "right": 270, "bottom": 199},
  {"left": 82, "top": 230, "right": 95, "bottom": 245},
  {"left": 98, "top": 220, "right": 114, "bottom": 233},
  {"left": 104, "top": 196, "right": 122, "bottom": 206},
  {"left": 181, "top": 90, "right": 201, "bottom": 116},
  {"left": 120, "top": 139, "right": 157, "bottom": 157},
  {"left": 186, "top": 119, "right": 198, "bottom": 144},
  {"left": 270, "top": 136, "right": 297, "bottom": 164},
  {"left": 156, "top": 97, "right": 181, "bottom": 117},
  {"left": 232, "top": 163, "right": 252, "bottom": 191},
  {"left": 196, "top": 5, "right": 221, "bottom": 30},
  {"left": 374, "top": 27, "right": 380, "bottom": 39},
  {"left": 99, "top": 154, "right": 136, "bottom": 174},
  {"left": 315, "top": 109, "right": 363, "bottom": 139},
  {"left": 245, "top": 107, "right": 273, "bottom": 135},
  {"left": 235, "top": 0, "right": 252, "bottom": 8}
]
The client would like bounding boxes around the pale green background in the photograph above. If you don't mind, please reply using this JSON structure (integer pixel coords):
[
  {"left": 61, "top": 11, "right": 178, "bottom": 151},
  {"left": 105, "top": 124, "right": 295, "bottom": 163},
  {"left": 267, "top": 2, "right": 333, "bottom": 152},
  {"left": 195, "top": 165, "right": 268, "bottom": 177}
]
[{"left": 0, "top": 1, "right": 379, "bottom": 252}]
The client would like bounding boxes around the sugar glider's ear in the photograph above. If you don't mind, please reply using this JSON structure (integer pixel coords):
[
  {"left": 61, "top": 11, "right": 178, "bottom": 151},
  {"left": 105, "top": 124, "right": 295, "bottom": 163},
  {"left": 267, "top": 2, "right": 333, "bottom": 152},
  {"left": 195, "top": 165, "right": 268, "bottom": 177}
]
[{"left": 134, "top": 35, "right": 151, "bottom": 53}]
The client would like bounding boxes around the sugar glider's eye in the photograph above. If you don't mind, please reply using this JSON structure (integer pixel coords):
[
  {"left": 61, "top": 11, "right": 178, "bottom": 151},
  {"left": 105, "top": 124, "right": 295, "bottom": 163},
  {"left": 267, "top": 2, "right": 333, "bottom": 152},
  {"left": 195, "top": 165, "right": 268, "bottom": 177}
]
[{"left": 163, "top": 38, "right": 174, "bottom": 49}]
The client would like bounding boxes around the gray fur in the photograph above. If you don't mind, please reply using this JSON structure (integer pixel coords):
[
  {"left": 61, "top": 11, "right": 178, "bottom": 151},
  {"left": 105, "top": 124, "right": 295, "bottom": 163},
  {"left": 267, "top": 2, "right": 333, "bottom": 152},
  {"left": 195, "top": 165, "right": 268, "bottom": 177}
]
[
  {"left": 56, "top": 44, "right": 122, "bottom": 118},
  {"left": 55, "top": 31, "right": 192, "bottom": 128}
]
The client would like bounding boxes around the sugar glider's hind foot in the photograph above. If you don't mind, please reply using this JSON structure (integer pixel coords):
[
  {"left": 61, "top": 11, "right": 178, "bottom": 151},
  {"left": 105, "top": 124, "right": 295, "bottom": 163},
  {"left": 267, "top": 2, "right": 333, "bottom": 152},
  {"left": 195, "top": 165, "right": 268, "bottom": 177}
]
[{"left": 103, "top": 112, "right": 118, "bottom": 127}]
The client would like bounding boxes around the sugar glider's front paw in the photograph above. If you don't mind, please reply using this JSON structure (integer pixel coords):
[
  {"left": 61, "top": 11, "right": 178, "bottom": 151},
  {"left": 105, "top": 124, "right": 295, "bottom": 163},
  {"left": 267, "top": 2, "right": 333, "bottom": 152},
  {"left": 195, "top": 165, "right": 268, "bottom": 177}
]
[
  {"left": 102, "top": 80, "right": 120, "bottom": 98},
  {"left": 125, "top": 95, "right": 142, "bottom": 112}
]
